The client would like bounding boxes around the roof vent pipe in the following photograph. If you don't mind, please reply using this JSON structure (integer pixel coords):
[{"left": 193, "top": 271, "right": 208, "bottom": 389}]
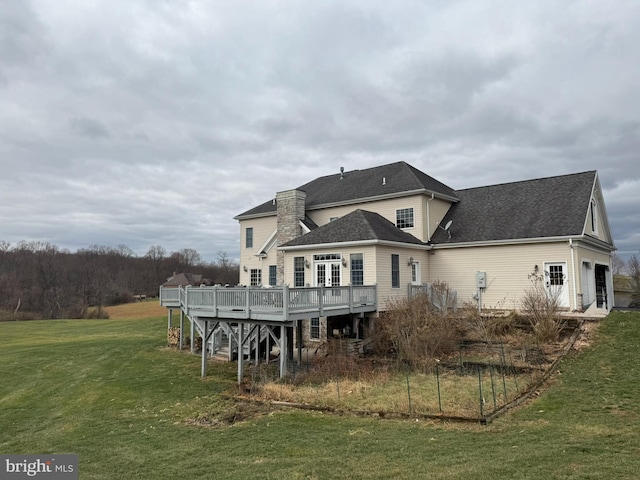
[
  {"left": 340, "top": 166, "right": 344, "bottom": 180},
  {"left": 382, "top": 177, "right": 386, "bottom": 186}
]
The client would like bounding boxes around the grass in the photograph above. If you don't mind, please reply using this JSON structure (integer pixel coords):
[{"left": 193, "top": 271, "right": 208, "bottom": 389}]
[
  {"left": 250, "top": 368, "right": 529, "bottom": 418},
  {"left": 1, "top": 310, "right": 640, "bottom": 479}
]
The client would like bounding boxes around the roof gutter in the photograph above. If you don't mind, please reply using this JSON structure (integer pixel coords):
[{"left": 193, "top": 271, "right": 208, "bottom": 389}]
[
  {"left": 430, "top": 234, "right": 615, "bottom": 250},
  {"left": 278, "top": 239, "right": 432, "bottom": 252}
]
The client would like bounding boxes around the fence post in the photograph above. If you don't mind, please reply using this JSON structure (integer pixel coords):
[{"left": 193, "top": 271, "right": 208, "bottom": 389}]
[
  {"left": 478, "top": 367, "right": 484, "bottom": 420},
  {"left": 436, "top": 361, "right": 442, "bottom": 413},
  {"left": 405, "top": 368, "right": 412, "bottom": 415},
  {"left": 489, "top": 364, "right": 497, "bottom": 410}
]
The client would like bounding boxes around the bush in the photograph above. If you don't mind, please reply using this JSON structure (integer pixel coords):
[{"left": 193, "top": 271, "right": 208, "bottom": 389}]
[
  {"left": 521, "top": 271, "right": 564, "bottom": 342},
  {"left": 85, "top": 306, "right": 110, "bottom": 319},
  {"left": 374, "top": 284, "right": 463, "bottom": 371}
]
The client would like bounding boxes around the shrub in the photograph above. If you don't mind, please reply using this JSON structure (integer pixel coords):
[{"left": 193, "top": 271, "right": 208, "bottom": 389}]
[
  {"left": 85, "top": 306, "right": 110, "bottom": 319},
  {"left": 521, "top": 271, "right": 564, "bottom": 342},
  {"left": 374, "top": 284, "right": 463, "bottom": 371}
]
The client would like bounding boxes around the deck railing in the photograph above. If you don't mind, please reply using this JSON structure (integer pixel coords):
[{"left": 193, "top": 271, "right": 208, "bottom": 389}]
[{"left": 160, "top": 284, "right": 377, "bottom": 322}]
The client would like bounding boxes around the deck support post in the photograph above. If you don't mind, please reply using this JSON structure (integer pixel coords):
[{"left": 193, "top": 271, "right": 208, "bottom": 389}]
[
  {"left": 190, "top": 317, "right": 195, "bottom": 353},
  {"left": 237, "top": 322, "right": 244, "bottom": 384},
  {"left": 296, "top": 320, "right": 303, "bottom": 365},
  {"left": 227, "top": 323, "right": 234, "bottom": 361},
  {"left": 266, "top": 329, "right": 271, "bottom": 362},
  {"left": 167, "top": 309, "right": 172, "bottom": 330},
  {"left": 279, "top": 325, "right": 288, "bottom": 378},
  {"left": 201, "top": 320, "right": 208, "bottom": 377},
  {"left": 179, "top": 310, "right": 184, "bottom": 349},
  {"left": 255, "top": 326, "right": 260, "bottom": 364}
]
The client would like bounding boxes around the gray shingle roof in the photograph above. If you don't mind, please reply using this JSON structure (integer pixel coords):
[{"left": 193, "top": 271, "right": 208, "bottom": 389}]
[
  {"left": 236, "top": 161, "right": 458, "bottom": 218},
  {"left": 281, "top": 209, "right": 424, "bottom": 247},
  {"left": 163, "top": 272, "right": 208, "bottom": 287},
  {"left": 430, "top": 171, "right": 597, "bottom": 244}
]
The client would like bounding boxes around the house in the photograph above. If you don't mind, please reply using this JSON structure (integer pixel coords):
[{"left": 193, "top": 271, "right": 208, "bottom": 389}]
[
  {"left": 235, "top": 161, "right": 615, "bottom": 345},
  {"left": 162, "top": 272, "right": 211, "bottom": 288}
]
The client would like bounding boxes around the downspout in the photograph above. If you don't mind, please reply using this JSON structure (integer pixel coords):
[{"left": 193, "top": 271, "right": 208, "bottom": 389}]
[
  {"left": 569, "top": 239, "right": 578, "bottom": 311},
  {"left": 426, "top": 193, "right": 434, "bottom": 241}
]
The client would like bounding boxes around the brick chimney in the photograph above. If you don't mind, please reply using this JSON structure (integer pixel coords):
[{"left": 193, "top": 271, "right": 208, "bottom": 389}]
[{"left": 276, "top": 189, "right": 306, "bottom": 283}]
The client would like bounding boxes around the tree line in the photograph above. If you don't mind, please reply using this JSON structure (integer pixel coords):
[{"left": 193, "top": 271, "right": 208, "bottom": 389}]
[{"left": 0, "top": 241, "right": 239, "bottom": 320}]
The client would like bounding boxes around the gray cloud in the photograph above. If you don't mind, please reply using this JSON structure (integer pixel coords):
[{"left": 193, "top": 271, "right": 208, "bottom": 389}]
[{"left": 1, "top": 0, "right": 639, "bottom": 262}]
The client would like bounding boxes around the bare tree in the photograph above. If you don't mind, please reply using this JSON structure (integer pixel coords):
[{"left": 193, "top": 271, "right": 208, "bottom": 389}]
[
  {"left": 612, "top": 253, "right": 626, "bottom": 275},
  {"left": 628, "top": 254, "right": 640, "bottom": 307},
  {"left": 170, "top": 248, "right": 202, "bottom": 272}
]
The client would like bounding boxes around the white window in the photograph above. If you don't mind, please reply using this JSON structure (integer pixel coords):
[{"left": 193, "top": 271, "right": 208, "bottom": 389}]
[
  {"left": 246, "top": 227, "right": 254, "bottom": 248},
  {"left": 590, "top": 200, "right": 598, "bottom": 234},
  {"left": 391, "top": 254, "right": 400, "bottom": 288},
  {"left": 294, "top": 257, "right": 305, "bottom": 287},
  {"left": 310, "top": 318, "right": 320, "bottom": 340},
  {"left": 396, "top": 208, "right": 414, "bottom": 229},
  {"left": 250, "top": 269, "right": 262, "bottom": 286}
]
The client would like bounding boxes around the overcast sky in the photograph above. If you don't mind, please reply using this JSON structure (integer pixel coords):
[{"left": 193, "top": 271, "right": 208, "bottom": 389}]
[{"left": 1, "top": 0, "right": 639, "bottom": 263}]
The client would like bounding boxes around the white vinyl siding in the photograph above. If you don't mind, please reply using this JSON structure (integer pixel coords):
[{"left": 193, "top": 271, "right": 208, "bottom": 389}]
[
  {"left": 281, "top": 246, "right": 378, "bottom": 287},
  {"left": 238, "top": 216, "right": 277, "bottom": 284},
  {"left": 373, "top": 245, "right": 426, "bottom": 310},
  {"left": 306, "top": 194, "right": 434, "bottom": 242},
  {"left": 429, "top": 243, "right": 576, "bottom": 310},
  {"left": 423, "top": 197, "right": 454, "bottom": 242}
]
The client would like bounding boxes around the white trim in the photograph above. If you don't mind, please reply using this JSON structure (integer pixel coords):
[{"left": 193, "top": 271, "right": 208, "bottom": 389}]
[
  {"left": 570, "top": 238, "right": 578, "bottom": 310},
  {"left": 300, "top": 220, "right": 312, "bottom": 234},
  {"left": 255, "top": 229, "right": 277, "bottom": 257}
]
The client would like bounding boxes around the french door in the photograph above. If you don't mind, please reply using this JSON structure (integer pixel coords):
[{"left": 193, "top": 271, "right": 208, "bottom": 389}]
[{"left": 315, "top": 262, "right": 341, "bottom": 287}]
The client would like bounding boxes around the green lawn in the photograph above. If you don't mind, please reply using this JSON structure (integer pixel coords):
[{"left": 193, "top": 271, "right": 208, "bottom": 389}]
[{"left": 1, "top": 312, "right": 639, "bottom": 479}]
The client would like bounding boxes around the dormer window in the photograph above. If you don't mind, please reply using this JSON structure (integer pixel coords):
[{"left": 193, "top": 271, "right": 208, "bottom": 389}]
[
  {"left": 396, "top": 208, "right": 414, "bottom": 229},
  {"left": 590, "top": 200, "right": 598, "bottom": 235}
]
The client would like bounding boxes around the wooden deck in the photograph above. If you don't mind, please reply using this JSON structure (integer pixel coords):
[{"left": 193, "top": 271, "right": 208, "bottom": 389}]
[{"left": 159, "top": 284, "right": 377, "bottom": 322}]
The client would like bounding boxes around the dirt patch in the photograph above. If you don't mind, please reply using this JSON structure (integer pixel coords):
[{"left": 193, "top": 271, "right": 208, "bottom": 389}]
[{"left": 572, "top": 320, "right": 600, "bottom": 351}]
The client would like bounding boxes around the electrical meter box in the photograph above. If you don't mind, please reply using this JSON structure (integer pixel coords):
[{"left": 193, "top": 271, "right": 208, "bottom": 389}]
[{"left": 476, "top": 271, "right": 487, "bottom": 289}]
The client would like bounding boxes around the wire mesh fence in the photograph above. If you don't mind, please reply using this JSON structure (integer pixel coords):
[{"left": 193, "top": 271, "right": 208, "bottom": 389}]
[{"left": 242, "top": 342, "right": 550, "bottom": 422}]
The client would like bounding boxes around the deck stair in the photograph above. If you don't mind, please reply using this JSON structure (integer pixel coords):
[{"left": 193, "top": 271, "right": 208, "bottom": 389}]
[
  {"left": 160, "top": 284, "right": 377, "bottom": 382},
  {"left": 190, "top": 315, "right": 269, "bottom": 360}
]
